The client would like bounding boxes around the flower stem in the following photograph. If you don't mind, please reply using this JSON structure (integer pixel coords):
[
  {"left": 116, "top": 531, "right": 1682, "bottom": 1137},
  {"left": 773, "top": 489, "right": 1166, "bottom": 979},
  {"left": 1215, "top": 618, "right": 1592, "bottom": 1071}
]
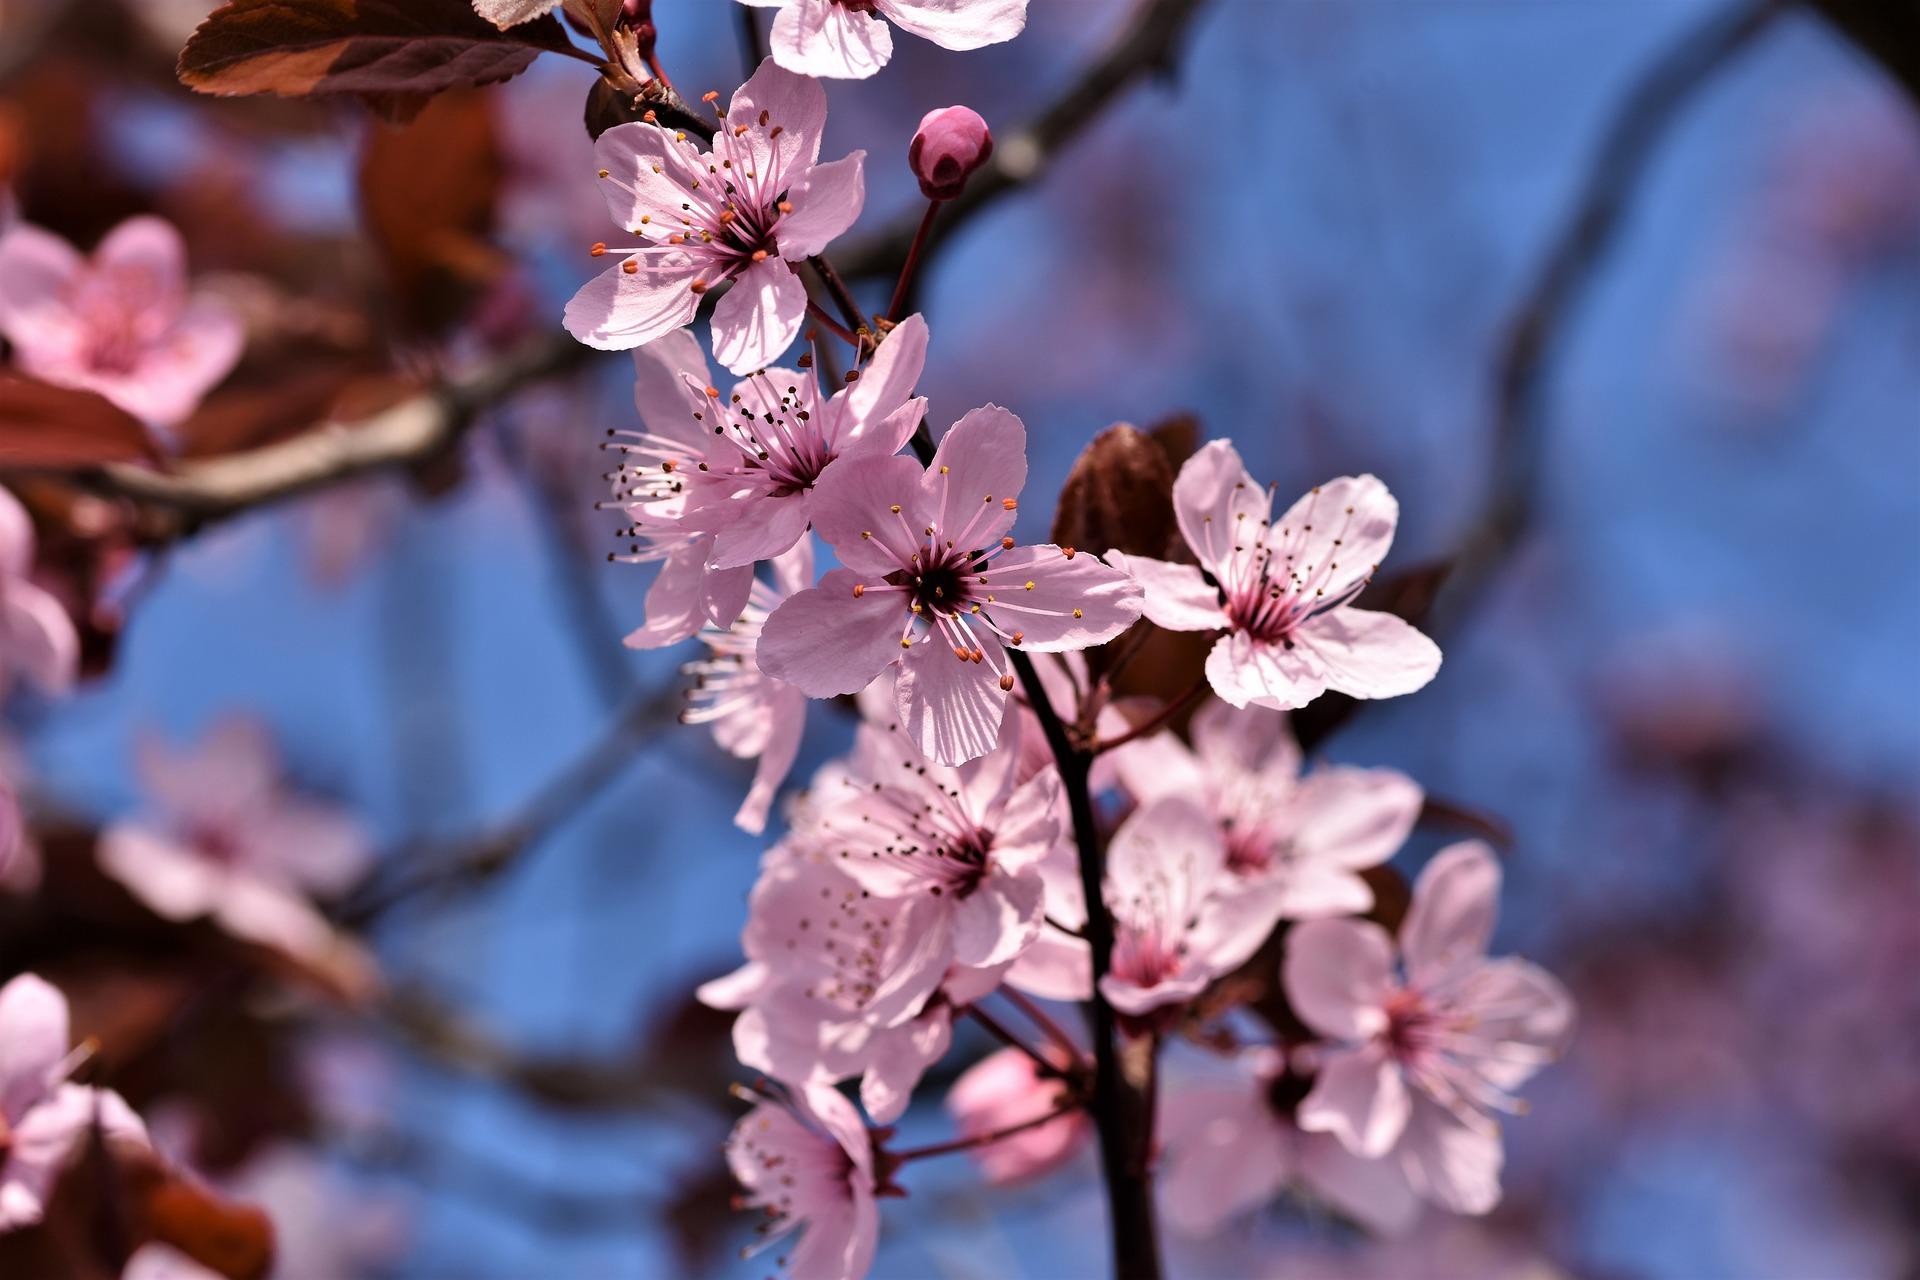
[
  {"left": 1090, "top": 675, "right": 1210, "bottom": 755},
  {"left": 804, "top": 300, "right": 860, "bottom": 349},
  {"left": 1008, "top": 651, "right": 1163, "bottom": 1280},
  {"left": 1001, "top": 987, "right": 1088, "bottom": 1068},
  {"left": 890, "top": 1099, "right": 1079, "bottom": 1163},
  {"left": 887, "top": 200, "right": 942, "bottom": 324},
  {"left": 965, "top": 1004, "right": 1071, "bottom": 1083}
]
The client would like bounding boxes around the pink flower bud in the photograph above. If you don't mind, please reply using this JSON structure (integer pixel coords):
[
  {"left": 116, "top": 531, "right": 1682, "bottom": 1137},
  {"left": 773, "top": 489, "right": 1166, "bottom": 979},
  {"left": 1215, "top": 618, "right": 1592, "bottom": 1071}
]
[{"left": 909, "top": 106, "right": 993, "bottom": 202}]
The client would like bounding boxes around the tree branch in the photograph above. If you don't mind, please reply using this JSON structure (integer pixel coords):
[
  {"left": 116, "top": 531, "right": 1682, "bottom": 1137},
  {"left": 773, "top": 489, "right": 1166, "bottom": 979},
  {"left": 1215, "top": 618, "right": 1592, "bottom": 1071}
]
[
  {"left": 831, "top": 0, "right": 1212, "bottom": 279},
  {"left": 56, "top": 334, "right": 588, "bottom": 540},
  {"left": 1429, "top": 0, "right": 1787, "bottom": 635}
]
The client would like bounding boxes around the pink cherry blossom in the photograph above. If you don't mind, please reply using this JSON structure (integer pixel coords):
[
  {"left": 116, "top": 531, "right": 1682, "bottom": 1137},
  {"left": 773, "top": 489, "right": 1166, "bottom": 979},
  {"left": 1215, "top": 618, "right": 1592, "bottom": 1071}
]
[
  {"left": 0, "top": 486, "right": 78, "bottom": 699},
  {"left": 606, "top": 315, "right": 928, "bottom": 572},
  {"left": 1108, "top": 441, "right": 1441, "bottom": 712},
  {"left": 682, "top": 539, "right": 815, "bottom": 833},
  {"left": 742, "top": 0, "right": 1028, "bottom": 81},
  {"left": 1114, "top": 701, "right": 1422, "bottom": 919},
  {"left": 1099, "top": 797, "right": 1285, "bottom": 1017},
  {"left": 1158, "top": 1047, "right": 1417, "bottom": 1237},
  {"left": 726, "top": 1080, "right": 879, "bottom": 1279},
  {"left": 946, "top": 1046, "right": 1088, "bottom": 1186},
  {"left": 799, "top": 709, "right": 1060, "bottom": 973},
  {"left": 0, "top": 216, "right": 242, "bottom": 427},
  {"left": 0, "top": 974, "right": 150, "bottom": 1230},
  {"left": 1284, "top": 842, "right": 1574, "bottom": 1213},
  {"left": 910, "top": 106, "right": 994, "bottom": 200},
  {"left": 757, "top": 404, "right": 1143, "bottom": 765},
  {"left": 97, "top": 717, "right": 373, "bottom": 970},
  {"left": 564, "top": 59, "right": 865, "bottom": 373}
]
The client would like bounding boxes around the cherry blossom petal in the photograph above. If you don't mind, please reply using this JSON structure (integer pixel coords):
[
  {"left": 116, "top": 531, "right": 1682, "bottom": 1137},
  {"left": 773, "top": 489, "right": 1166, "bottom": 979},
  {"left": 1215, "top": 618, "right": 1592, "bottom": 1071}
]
[
  {"left": 0, "top": 581, "right": 79, "bottom": 696},
  {"left": 0, "top": 975, "right": 68, "bottom": 1124},
  {"left": 1105, "top": 796, "right": 1225, "bottom": 907},
  {"left": 630, "top": 327, "right": 713, "bottom": 448},
  {"left": 125, "top": 302, "right": 243, "bottom": 426},
  {"left": 591, "top": 123, "right": 709, "bottom": 241},
  {"left": 562, "top": 253, "right": 702, "bottom": 351},
  {"left": 725, "top": 58, "right": 828, "bottom": 173},
  {"left": 759, "top": 568, "right": 908, "bottom": 696},
  {"left": 704, "top": 561, "right": 756, "bottom": 630},
  {"left": 839, "top": 313, "right": 928, "bottom": 431},
  {"left": 1, "top": 1085, "right": 147, "bottom": 1230},
  {"left": 1103, "top": 551, "right": 1227, "bottom": 632},
  {"left": 895, "top": 632, "right": 1008, "bottom": 766},
  {"left": 948, "top": 1047, "right": 1088, "bottom": 1186},
  {"left": 711, "top": 257, "right": 807, "bottom": 374},
  {"left": 879, "top": 0, "right": 1029, "bottom": 50},
  {"left": 925, "top": 404, "right": 1027, "bottom": 546},
  {"left": 1158, "top": 1072, "right": 1293, "bottom": 1236},
  {"left": 735, "top": 684, "right": 806, "bottom": 834},
  {"left": 809, "top": 452, "right": 930, "bottom": 573},
  {"left": 1396, "top": 1094, "right": 1503, "bottom": 1214},
  {"left": 1005, "top": 929, "right": 1091, "bottom": 1001},
  {"left": 777, "top": 151, "right": 867, "bottom": 258},
  {"left": 622, "top": 542, "right": 708, "bottom": 649},
  {"left": 244, "top": 800, "right": 370, "bottom": 899},
  {"left": 982, "top": 547, "right": 1141, "bottom": 652},
  {"left": 1110, "top": 730, "right": 1205, "bottom": 810},
  {"left": 0, "top": 487, "right": 34, "bottom": 581},
  {"left": 707, "top": 492, "right": 811, "bottom": 569},
  {"left": 0, "top": 224, "right": 83, "bottom": 353},
  {"left": 1269, "top": 862, "right": 1374, "bottom": 920},
  {"left": 860, "top": 1007, "right": 950, "bottom": 1123},
  {"left": 1203, "top": 631, "right": 1329, "bottom": 710},
  {"left": 1399, "top": 841, "right": 1501, "bottom": 982},
  {"left": 1297, "top": 1129, "right": 1421, "bottom": 1236},
  {"left": 98, "top": 826, "right": 228, "bottom": 923},
  {"left": 1283, "top": 918, "right": 1396, "bottom": 1041},
  {"left": 1457, "top": 958, "right": 1577, "bottom": 1089},
  {"left": 696, "top": 961, "right": 772, "bottom": 1010},
  {"left": 1297, "top": 1045, "right": 1410, "bottom": 1157},
  {"left": 1188, "top": 699, "right": 1298, "bottom": 780},
  {"left": 1267, "top": 474, "right": 1399, "bottom": 605},
  {"left": 1291, "top": 766, "right": 1423, "bottom": 870},
  {"left": 1171, "top": 439, "right": 1270, "bottom": 578},
  {"left": 94, "top": 216, "right": 188, "bottom": 310},
  {"left": 1291, "top": 607, "right": 1442, "bottom": 702},
  {"left": 949, "top": 866, "right": 1045, "bottom": 968}
]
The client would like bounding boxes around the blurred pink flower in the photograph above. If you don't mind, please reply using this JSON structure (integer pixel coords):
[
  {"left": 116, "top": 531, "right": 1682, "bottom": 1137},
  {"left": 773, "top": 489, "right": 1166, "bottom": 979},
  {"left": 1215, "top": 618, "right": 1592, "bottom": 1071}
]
[
  {"left": 97, "top": 717, "right": 372, "bottom": 967},
  {"left": 1098, "top": 797, "right": 1282, "bottom": 1018},
  {"left": 743, "top": 0, "right": 1028, "bottom": 80},
  {"left": 1110, "top": 443, "right": 1440, "bottom": 711},
  {"left": 0, "top": 974, "right": 149, "bottom": 1230},
  {"left": 1159, "top": 1048, "right": 1416, "bottom": 1238},
  {"left": 946, "top": 1046, "right": 1088, "bottom": 1186},
  {"left": 1115, "top": 702, "right": 1421, "bottom": 919},
  {"left": 682, "top": 538, "right": 813, "bottom": 834},
  {"left": 121, "top": 1245, "right": 222, "bottom": 1280},
  {"left": 564, "top": 59, "right": 865, "bottom": 373},
  {"left": 1285, "top": 842, "right": 1573, "bottom": 1214},
  {"left": 0, "top": 486, "right": 79, "bottom": 699},
  {"left": 0, "top": 216, "right": 242, "bottom": 427},
  {"left": 727, "top": 1081, "right": 878, "bottom": 1280},
  {"left": 758, "top": 405, "right": 1142, "bottom": 765}
]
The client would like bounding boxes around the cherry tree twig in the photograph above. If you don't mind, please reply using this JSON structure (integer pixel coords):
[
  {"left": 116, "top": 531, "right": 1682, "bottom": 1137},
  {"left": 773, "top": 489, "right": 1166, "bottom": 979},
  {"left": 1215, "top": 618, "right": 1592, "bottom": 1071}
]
[
  {"left": 1428, "top": 0, "right": 1787, "bottom": 635},
  {"left": 831, "top": 0, "right": 1212, "bottom": 280}
]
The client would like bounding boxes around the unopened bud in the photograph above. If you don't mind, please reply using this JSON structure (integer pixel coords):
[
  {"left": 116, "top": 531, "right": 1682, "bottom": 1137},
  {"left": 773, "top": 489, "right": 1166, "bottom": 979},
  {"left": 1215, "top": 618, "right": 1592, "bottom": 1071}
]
[{"left": 909, "top": 106, "right": 993, "bottom": 201}]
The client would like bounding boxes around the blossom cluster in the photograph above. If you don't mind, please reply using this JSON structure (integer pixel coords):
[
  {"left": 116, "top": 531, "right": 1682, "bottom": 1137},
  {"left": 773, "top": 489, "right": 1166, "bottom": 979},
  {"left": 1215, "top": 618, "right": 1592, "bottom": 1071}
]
[{"left": 528, "top": 8, "right": 1578, "bottom": 1276}]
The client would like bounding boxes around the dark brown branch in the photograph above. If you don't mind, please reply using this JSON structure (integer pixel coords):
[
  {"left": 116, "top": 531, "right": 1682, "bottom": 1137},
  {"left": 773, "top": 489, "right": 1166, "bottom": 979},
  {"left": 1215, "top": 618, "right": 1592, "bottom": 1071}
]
[
  {"left": 342, "top": 680, "right": 685, "bottom": 923},
  {"left": 831, "top": 0, "right": 1212, "bottom": 279},
  {"left": 53, "top": 333, "right": 588, "bottom": 540},
  {"left": 1429, "top": 0, "right": 1787, "bottom": 635},
  {"left": 1801, "top": 0, "right": 1920, "bottom": 108}
]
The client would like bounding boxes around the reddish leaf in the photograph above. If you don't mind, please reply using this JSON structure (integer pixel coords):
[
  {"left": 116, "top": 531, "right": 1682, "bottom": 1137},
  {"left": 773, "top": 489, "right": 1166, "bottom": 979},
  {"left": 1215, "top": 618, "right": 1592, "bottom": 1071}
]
[
  {"left": 356, "top": 89, "right": 507, "bottom": 333},
  {"left": 174, "top": 366, "right": 419, "bottom": 459},
  {"left": 0, "top": 376, "right": 160, "bottom": 466},
  {"left": 1051, "top": 424, "right": 1179, "bottom": 561},
  {"left": 145, "top": 1178, "right": 276, "bottom": 1280},
  {"left": 1146, "top": 411, "right": 1201, "bottom": 473},
  {"left": 177, "top": 0, "right": 578, "bottom": 115}
]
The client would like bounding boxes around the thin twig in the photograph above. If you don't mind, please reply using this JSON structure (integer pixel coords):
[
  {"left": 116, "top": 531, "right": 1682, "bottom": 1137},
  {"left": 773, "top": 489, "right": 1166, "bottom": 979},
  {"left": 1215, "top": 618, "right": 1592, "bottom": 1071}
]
[
  {"left": 1090, "top": 675, "right": 1208, "bottom": 755},
  {"left": 889, "top": 1098, "right": 1080, "bottom": 1163},
  {"left": 833, "top": 0, "right": 1212, "bottom": 279},
  {"left": 965, "top": 1004, "right": 1069, "bottom": 1082},
  {"left": 1429, "top": 0, "right": 1786, "bottom": 634}
]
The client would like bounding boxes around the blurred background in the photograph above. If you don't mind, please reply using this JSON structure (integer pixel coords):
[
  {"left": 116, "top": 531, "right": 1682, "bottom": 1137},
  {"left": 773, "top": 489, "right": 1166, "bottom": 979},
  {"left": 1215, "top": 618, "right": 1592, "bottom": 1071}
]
[{"left": 0, "top": 0, "right": 1915, "bottom": 1276}]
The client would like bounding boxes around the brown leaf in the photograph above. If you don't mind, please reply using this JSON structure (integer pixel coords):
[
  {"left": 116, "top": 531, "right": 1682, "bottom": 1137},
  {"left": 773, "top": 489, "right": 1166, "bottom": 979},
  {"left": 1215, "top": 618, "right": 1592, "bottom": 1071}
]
[
  {"left": 177, "top": 0, "right": 577, "bottom": 115},
  {"left": 357, "top": 88, "right": 507, "bottom": 333},
  {"left": 1146, "top": 412, "right": 1200, "bottom": 474},
  {"left": 174, "top": 365, "right": 419, "bottom": 458},
  {"left": 1051, "top": 423, "right": 1178, "bottom": 561},
  {"left": 0, "top": 377, "right": 160, "bottom": 466},
  {"left": 145, "top": 1179, "right": 276, "bottom": 1280}
]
